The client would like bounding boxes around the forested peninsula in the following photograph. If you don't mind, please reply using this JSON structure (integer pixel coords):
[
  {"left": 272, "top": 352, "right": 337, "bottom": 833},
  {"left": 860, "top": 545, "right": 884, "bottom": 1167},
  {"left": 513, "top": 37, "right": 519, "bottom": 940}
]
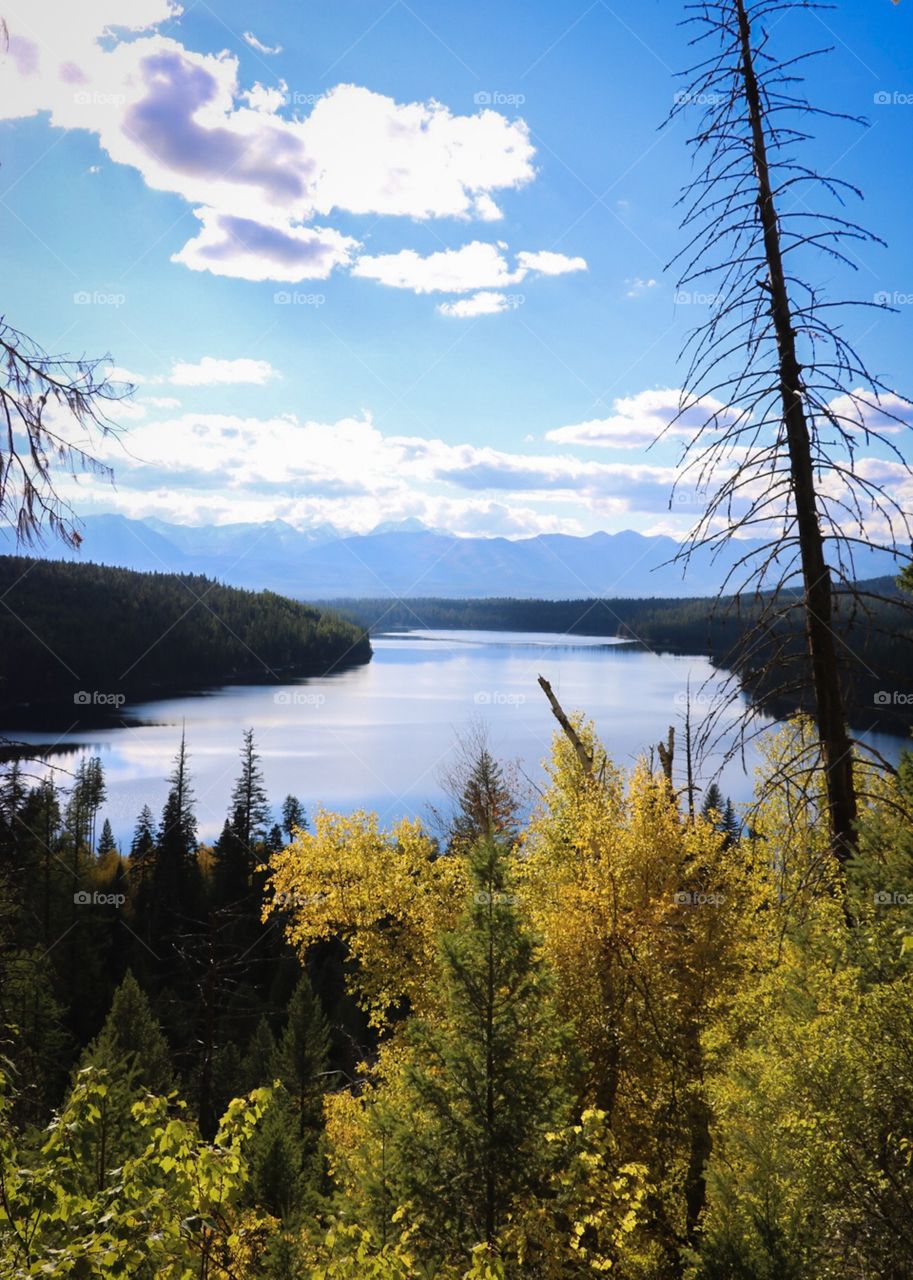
[{"left": 0, "top": 557, "right": 371, "bottom": 715}]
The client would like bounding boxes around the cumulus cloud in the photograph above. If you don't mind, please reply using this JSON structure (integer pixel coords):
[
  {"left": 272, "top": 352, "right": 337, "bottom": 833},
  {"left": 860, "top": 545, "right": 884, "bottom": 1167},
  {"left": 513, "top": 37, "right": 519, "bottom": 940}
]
[
  {"left": 517, "top": 250, "right": 587, "bottom": 276},
  {"left": 547, "top": 388, "right": 743, "bottom": 450},
  {"left": 438, "top": 291, "right": 519, "bottom": 318},
  {"left": 354, "top": 242, "right": 522, "bottom": 294},
  {"left": 169, "top": 357, "right": 278, "bottom": 385},
  {"left": 824, "top": 389, "right": 913, "bottom": 437},
  {"left": 172, "top": 209, "right": 358, "bottom": 281},
  {"left": 353, "top": 241, "right": 587, "bottom": 295},
  {"left": 0, "top": 14, "right": 559, "bottom": 297},
  {"left": 65, "top": 392, "right": 899, "bottom": 540}
]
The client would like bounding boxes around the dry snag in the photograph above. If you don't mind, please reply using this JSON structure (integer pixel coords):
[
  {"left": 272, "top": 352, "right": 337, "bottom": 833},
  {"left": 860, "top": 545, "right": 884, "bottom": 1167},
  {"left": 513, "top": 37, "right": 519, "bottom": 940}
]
[{"left": 667, "top": 0, "right": 913, "bottom": 861}]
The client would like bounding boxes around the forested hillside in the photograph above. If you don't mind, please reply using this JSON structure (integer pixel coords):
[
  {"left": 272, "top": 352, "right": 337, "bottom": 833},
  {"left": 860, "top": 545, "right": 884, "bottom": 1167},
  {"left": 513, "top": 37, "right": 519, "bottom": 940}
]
[
  {"left": 0, "top": 557, "right": 371, "bottom": 714},
  {"left": 2, "top": 718, "right": 913, "bottom": 1277}
]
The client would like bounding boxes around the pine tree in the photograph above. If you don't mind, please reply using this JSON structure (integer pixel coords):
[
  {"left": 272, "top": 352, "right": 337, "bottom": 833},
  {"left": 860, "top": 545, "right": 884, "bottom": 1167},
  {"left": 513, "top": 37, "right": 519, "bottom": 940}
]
[
  {"left": 83, "top": 970, "right": 173, "bottom": 1094},
  {"left": 242, "top": 1015, "right": 278, "bottom": 1092},
  {"left": 449, "top": 747, "right": 519, "bottom": 852},
  {"left": 20, "top": 778, "right": 62, "bottom": 949},
  {"left": 153, "top": 733, "right": 200, "bottom": 936},
  {"left": 377, "top": 838, "right": 573, "bottom": 1253},
  {"left": 213, "top": 729, "right": 270, "bottom": 905},
  {"left": 97, "top": 818, "right": 117, "bottom": 859},
  {"left": 230, "top": 728, "right": 270, "bottom": 854},
  {"left": 701, "top": 782, "right": 725, "bottom": 822},
  {"left": 129, "top": 804, "right": 156, "bottom": 862},
  {"left": 281, "top": 794, "right": 306, "bottom": 839},
  {"left": 276, "top": 973, "right": 331, "bottom": 1141},
  {"left": 77, "top": 971, "right": 174, "bottom": 1191},
  {"left": 0, "top": 762, "right": 26, "bottom": 825}
]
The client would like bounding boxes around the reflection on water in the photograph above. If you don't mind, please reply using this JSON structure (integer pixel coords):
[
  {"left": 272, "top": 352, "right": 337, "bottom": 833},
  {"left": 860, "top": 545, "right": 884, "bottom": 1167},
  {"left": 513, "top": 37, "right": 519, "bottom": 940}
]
[{"left": 4, "top": 630, "right": 907, "bottom": 845}]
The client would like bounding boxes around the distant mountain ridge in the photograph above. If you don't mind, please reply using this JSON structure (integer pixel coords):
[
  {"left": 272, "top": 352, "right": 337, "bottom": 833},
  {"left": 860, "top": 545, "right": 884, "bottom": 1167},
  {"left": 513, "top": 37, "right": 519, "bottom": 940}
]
[{"left": 0, "top": 515, "right": 903, "bottom": 600}]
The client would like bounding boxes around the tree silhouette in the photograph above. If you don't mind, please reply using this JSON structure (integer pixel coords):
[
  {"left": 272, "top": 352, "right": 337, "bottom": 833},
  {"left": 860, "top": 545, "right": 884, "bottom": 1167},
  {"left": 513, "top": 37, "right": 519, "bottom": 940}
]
[{"left": 668, "top": 0, "right": 912, "bottom": 860}]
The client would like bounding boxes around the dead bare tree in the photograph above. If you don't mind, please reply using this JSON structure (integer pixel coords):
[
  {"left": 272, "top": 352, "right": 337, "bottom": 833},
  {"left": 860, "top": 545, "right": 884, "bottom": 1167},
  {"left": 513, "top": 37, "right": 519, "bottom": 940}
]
[
  {"left": 667, "top": 0, "right": 912, "bottom": 861},
  {"left": 1, "top": 320, "right": 127, "bottom": 547}
]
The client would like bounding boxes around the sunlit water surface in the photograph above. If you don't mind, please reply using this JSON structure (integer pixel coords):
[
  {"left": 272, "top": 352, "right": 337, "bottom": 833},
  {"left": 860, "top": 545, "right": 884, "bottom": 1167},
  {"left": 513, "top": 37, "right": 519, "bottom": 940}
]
[{"left": 8, "top": 630, "right": 907, "bottom": 846}]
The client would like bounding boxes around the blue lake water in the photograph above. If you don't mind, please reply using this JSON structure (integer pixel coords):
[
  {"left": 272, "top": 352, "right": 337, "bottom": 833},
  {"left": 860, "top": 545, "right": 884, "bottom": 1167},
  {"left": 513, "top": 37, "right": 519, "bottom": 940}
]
[{"left": 9, "top": 629, "right": 908, "bottom": 846}]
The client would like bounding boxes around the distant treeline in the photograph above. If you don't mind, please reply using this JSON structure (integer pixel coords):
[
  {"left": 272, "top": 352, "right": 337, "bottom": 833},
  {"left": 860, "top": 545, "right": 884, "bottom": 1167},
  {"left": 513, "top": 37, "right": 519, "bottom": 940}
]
[
  {"left": 0, "top": 557, "right": 371, "bottom": 714},
  {"left": 328, "top": 580, "right": 913, "bottom": 734}
]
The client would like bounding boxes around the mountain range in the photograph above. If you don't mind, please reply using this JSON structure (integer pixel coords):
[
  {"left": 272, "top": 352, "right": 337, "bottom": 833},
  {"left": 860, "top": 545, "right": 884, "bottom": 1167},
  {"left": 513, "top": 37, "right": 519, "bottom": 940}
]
[{"left": 0, "top": 515, "right": 903, "bottom": 600}]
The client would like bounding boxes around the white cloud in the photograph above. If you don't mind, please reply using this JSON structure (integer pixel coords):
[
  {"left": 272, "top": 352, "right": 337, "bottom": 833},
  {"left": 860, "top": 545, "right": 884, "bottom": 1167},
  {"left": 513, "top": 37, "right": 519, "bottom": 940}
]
[
  {"left": 169, "top": 357, "right": 278, "bottom": 386},
  {"left": 438, "top": 291, "right": 518, "bottom": 318},
  {"left": 354, "top": 242, "right": 522, "bottom": 294},
  {"left": 547, "top": 388, "right": 743, "bottom": 449},
  {"left": 517, "top": 250, "right": 587, "bottom": 276},
  {"left": 0, "top": 19, "right": 552, "bottom": 290},
  {"left": 172, "top": 209, "right": 358, "bottom": 282},
  {"left": 825, "top": 389, "right": 913, "bottom": 436},
  {"left": 625, "top": 276, "right": 658, "bottom": 298},
  {"left": 242, "top": 31, "right": 282, "bottom": 55},
  {"left": 353, "top": 241, "right": 587, "bottom": 295},
  {"left": 64, "top": 392, "right": 900, "bottom": 540},
  {"left": 105, "top": 364, "right": 146, "bottom": 384}
]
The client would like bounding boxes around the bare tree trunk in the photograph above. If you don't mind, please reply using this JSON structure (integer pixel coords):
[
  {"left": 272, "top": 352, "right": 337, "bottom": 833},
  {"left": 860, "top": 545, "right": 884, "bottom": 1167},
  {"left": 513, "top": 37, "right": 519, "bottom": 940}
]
[
  {"left": 538, "top": 675, "right": 594, "bottom": 776},
  {"left": 735, "top": 0, "right": 857, "bottom": 860}
]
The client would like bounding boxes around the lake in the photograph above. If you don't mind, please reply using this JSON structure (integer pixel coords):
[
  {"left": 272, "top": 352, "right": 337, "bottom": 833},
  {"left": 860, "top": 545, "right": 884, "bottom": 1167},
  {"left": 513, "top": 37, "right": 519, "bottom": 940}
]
[{"left": 8, "top": 629, "right": 908, "bottom": 846}]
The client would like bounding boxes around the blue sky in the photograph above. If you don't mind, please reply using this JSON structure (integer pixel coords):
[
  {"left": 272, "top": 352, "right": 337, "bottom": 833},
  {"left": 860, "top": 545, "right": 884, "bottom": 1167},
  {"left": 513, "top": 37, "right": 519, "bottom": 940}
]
[{"left": 1, "top": 0, "right": 911, "bottom": 539}]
